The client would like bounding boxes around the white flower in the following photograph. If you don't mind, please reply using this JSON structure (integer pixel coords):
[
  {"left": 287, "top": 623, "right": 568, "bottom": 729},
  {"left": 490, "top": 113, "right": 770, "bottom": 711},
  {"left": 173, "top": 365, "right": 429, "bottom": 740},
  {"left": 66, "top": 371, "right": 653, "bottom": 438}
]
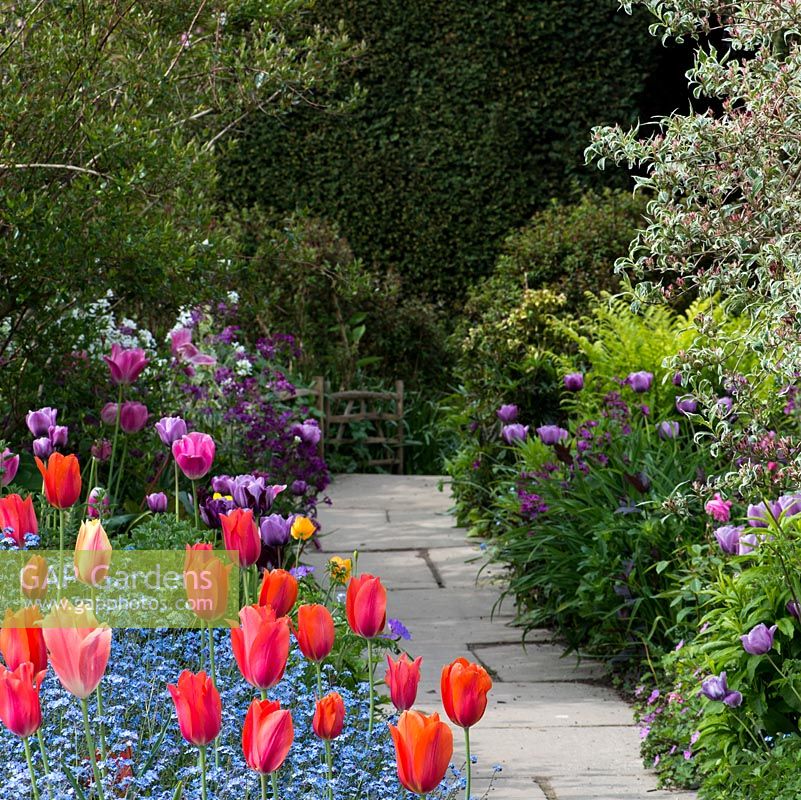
[{"left": 227, "top": 291, "right": 240, "bottom": 304}]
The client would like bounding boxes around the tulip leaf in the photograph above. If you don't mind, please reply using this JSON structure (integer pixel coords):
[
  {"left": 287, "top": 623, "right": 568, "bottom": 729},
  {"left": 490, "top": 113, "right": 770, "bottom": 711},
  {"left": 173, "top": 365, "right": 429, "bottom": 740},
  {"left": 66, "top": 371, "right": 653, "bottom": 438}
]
[
  {"left": 172, "top": 780, "right": 184, "bottom": 800},
  {"left": 61, "top": 762, "right": 88, "bottom": 800},
  {"left": 138, "top": 719, "right": 171, "bottom": 777}
]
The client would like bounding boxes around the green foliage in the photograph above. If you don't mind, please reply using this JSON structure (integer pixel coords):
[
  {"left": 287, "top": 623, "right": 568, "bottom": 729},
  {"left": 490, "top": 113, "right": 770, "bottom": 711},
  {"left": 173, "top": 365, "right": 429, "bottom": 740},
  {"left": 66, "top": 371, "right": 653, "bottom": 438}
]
[
  {"left": 0, "top": 0, "right": 354, "bottom": 433},
  {"left": 117, "top": 517, "right": 207, "bottom": 550},
  {"left": 221, "top": 2, "right": 660, "bottom": 299}
]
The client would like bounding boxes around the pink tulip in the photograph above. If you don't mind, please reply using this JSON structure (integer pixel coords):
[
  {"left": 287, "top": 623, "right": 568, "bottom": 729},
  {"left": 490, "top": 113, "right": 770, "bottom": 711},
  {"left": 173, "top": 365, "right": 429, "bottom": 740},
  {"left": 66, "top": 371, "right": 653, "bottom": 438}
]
[
  {"left": 0, "top": 449, "right": 19, "bottom": 486},
  {"left": 171, "top": 328, "right": 217, "bottom": 366},
  {"left": 119, "top": 401, "right": 149, "bottom": 434},
  {"left": 172, "top": 432, "right": 215, "bottom": 480},
  {"left": 0, "top": 662, "right": 45, "bottom": 738},
  {"left": 385, "top": 653, "right": 423, "bottom": 711},
  {"left": 41, "top": 604, "right": 111, "bottom": 698},
  {"left": 103, "top": 343, "right": 149, "bottom": 385},
  {"left": 231, "top": 604, "right": 290, "bottom": 690},
  {"left": 168, "top": 670, "right": 222, "bottom": 747}
]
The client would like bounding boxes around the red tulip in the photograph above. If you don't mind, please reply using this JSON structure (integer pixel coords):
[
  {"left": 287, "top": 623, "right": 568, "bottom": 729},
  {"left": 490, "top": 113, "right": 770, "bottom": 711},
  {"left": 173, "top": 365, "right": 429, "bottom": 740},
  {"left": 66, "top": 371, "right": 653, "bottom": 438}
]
[
  {"left": 0, "top": 493, "right": 38, "bottom": 546},
  {"left": 313, "top": 692, "right": 345, "bottom": 740},
  {"left": 242, "top": 698, "right": 294, "bottom": 774},
  {"left": 221, "top": 508, "right": 261, "bottom": 568},
  {"left": 184, "top": 543, "right": 232, "bottom": 623},
  {"left": 346, "top": 573, "right": 387, "bottom": 638},
  {"left": 296, "top": 604, "right": 335, "bottom": 662},
  {"left": 231, "top": 604, "right": 290, "bottom": 690},
  {"left": 385, "top": 653, "right": 422, "bottom": 712},
  {"left": 168, "top": 670, "right": 221, "bottom": 747},
  {"left": 41, "top": 603, "right": 111, "bottom": 699},
  {"left": 390, "top": 710, "right": 453, "bottom": 795},
  {"left": 440, "top": 657, "right": 493, "bottom": 728},
  {"left": 0, "top": 662, "right": 45, "bottom": 738},
  {"left": 258, "top": 569, "right": 298, "bottom": 618},
  {"left": 35, "top": 452, "right": 82, "bottom": 509},
  {"left": 0, "top": 608, "right": 47, "bottom": 674},
  {"left": 103, "top": 343, "right": 149, "bottom": 385},
  {"left": 172, "top": 432, "right": 215, "bottom": 480}
]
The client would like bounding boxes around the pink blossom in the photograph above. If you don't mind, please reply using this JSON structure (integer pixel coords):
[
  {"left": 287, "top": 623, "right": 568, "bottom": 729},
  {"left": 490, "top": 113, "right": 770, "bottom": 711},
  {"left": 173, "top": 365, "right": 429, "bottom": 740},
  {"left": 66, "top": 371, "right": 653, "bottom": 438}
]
[{"left": 704, "top": 492, "right": 732, "bottom": 522}]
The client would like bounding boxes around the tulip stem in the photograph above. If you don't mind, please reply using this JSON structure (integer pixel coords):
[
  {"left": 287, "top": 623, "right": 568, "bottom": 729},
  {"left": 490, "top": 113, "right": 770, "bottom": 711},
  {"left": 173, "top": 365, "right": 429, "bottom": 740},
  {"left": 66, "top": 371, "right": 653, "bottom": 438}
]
[
  {"left": 36, "top": 729, "right": 50, "bottom": 778},
  {"left": 367, "top": 638, "right": 375, "bottom": 739},
  {"left": 112, "top": 442, "right": 127, "bottom": 508},
  {"left": 324, "top": 740, "right": 334, "bottom": 800},
  {"left": 80, "top": 698, "right": 105, "bottom": 800},
  {"left": 207, "top": 624, "right": 220, "bottom": 770},
  {"left": 261, "top": 773, "right": 268, "bottom": 800},
  {"left": 57, "top": 509, "right": 65, "bottom": 601},
  {"left": 174, "top": 460, "right": 181, "bottom": 522},
  {"left": 107, "top": 385, "right": 123, "bottom": 504},
  {"left": 95, "top": 684, "right": 108, "bottom": 763},
  {"left": 198, "top": 745, "right": 208, "bottom": 800},
  {"left": 315, "top": 661, "right": 323, "bottom": 697},
  {"left": 86, "top": 458, "right": 97, "bottom": 516},
  {"left": 464, "top": 727, "right": 472, "bottom": 800},
  {"left": 271, "top": 771, "right": 280, "bottom": 800},
  {"left": 23, "top": 736, "right": 40, "bottom": 800},
  {"left": 192, "top": 480, "right": 199, "bottom": 529}
]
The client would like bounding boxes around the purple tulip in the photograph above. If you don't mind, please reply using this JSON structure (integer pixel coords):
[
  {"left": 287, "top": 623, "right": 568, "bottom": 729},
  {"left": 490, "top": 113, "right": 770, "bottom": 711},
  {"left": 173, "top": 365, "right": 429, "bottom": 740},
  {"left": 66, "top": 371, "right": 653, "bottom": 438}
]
[
  {"left": 155, "top": 416, "right": 188, "bottom": 446},
  {"left": 103, "top": 343, "right": 149, "bottom": 385},
  {"left": 656, "top": 421, "right": 679, "bottom": 439},
  {"left": 778, "top": 493, "right": 801, "bottom": 519},
  {"left": 101, "top": 403, "right": 119, "bottom": 426},
  {"left": 259, "top": 514, "right": 292, "bottom": 547},
  {"left": 0, "top": 449, "right": 19, "bottom": 487},
  {"left": 146, "top": 492, "right": 168, "bottom": 513},
  {"left": 293, "top": 419, "right": 322, "bottom": 446},
  {"left": 717, "top": 396, "right": 734, "bottom": 415},
  {"left": 787, "top": 600, "right": 801, "bottom": 620},
  {"left": 740, "top": 623, "right": 777, "bottom": 655},
  {"left": 91, "top": 439, "right": 112, "bottom": 462},
  {"left": 536, "top": 425, "right": 568, "bottom": 446},
  {"left": 496, "top": 404, "right": 519, "bottom": 424},
  {"left": 738, "top": 532, "right": 759, "bottom": 555},
  {"left": 26, "top": 407, "right": 58, "bottom": 437},
  {"left": 230, "top": 474, "right": 286, "bottom": 514},
  {"left": 200, "top": 494, "right": 236, "bottom": 528},
  {"left": 714, "top": 525, "right": 744, "bottom": 555},
  {"left": 291, "top": 480, "right": 308, "bottom": 496},
  {"left": 119, "top": 402, "right": 149, "bottom": 434},
  {"left": 564, "top": 373, "right": 584, "bottom": 392},
  {"left": 672, "top": 372, "right": 683, "bottom": 386},
  {"left": 626, "top": 371, "right": 654, "bottom": 393},
  {"left": 700, "top": 672, "right": 742, "bottom": 707},
  {"left": 676, "top": 396, "right": 697, "bottom": 415},
  {"left": 32, "top": 437, "right": 53, "bottom": 459},
  {"left": 747, "top": 500, "right": 780, "bottom": 528},
  {"left": 211, "top": 475, "right": 235, "bottom": 497},
  {"left": 48, "top": 424, "right": 69, "bottom": 449}
]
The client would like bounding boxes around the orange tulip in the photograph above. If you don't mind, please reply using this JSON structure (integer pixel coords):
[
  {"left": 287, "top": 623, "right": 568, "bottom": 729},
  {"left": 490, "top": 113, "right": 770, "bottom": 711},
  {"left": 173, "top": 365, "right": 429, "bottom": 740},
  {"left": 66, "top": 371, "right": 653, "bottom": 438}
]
[
  {"left": 21, "top": 555, "right": 47, "bottom": 601},
  {"left": 0, "top": 493, "right": 38, "bottom": 547},
  {"left": 258, "top": 568, "right": 298, "bottom": 618},
  {"left": 35, "top": 452, "right": 82, "bottom": 509},
  {"left": 41, "top": 603, "right": 111, "bottom": 699},
  {"left": 313, "top": 691, "right": 345, "bottom": 740},
  {"left": 74, "top": 519, "right": 112, "bottom": 586},
  {"left": 221, "top": 508, "right": 261, "bottom": 568},
  {"left": 346, "top": 573, "right": 387, "bottom": 638},
  {"left": 0, "top": 661, "right": 45, "bottom": 738},
  {"left": 242, "top": 698, "right": 294, "bottom": 774},
  {"left": 184, "top": 543, "right": 232, "bottom": 623},
  {"left": 296, "top": 604, "right": 335, "bottom": 662},
  {"left": 390, "top": 710, "right": 453, "bottom": 795},
  {"left": 385, "top": 653, "right": 422, "bottom": 712},
  {"left": 440, "top": 657, "right": 493, "bottom": 729},
  {"left": 168, "top": 670, "right": 222, "bottom": 747},
  {"left": 0, "top": 607, "right": 47, "bottom": 674},
  {"left": 231, "top": 604, "right": 290, "bottom": 690}
]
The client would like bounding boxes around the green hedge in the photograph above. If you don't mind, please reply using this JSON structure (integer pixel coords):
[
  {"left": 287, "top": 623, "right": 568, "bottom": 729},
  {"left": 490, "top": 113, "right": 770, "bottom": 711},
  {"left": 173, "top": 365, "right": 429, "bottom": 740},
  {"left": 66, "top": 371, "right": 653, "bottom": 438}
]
[{"left": 220, "top": 0, "right": 660, "bottom": 299}]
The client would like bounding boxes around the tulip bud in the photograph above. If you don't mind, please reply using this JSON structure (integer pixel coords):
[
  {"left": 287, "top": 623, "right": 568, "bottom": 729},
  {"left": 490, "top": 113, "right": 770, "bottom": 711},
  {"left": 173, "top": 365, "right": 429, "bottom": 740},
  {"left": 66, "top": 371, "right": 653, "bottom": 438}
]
[
  {"left": 74, "top": 519, "right": 112, "bottom": 586},
  {"left": 32, "top": 437, "right": 53, "bottom": 460},
  {"left": 21, "top": 555, "right": 48, "bottom": 602},
  {"left": 146, "top": 492, "right": 168, "bottom": 513},
  {"left": 48, "top": 424, "right": 69, "bottom": 448},
  {"left": 313, "top": 692, "right": 345, "bottom": 740}
]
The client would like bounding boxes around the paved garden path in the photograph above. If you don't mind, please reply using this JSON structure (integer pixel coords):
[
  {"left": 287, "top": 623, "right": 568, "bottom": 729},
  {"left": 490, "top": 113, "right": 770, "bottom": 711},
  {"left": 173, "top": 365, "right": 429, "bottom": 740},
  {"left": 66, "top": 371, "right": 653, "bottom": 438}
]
[{"left": 310, "top": 474, "right": 697, "bottom": 800}]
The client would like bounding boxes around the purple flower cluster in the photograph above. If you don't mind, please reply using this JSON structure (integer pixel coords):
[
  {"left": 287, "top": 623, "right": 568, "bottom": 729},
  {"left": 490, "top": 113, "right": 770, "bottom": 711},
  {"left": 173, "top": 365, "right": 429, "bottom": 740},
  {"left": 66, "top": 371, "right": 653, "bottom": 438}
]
[{"left": 25, "top": 406, "right": 69, "bottom": 458}]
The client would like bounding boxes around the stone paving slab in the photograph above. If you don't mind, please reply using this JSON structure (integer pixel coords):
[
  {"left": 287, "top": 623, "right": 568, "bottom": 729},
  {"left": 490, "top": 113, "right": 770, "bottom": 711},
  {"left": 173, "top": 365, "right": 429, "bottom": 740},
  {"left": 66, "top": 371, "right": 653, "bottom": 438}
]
[{"left": 323, "top": 475, "right": 696, "bottom": 800}]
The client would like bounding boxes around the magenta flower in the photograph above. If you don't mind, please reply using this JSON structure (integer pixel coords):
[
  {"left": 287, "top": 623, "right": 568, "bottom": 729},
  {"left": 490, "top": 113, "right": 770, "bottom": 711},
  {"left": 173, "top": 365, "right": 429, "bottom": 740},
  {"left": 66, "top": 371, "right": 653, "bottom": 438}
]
[
  {"left": 146, "top": 492, "right": 168, "bottom": 513},
  {"left": 714, "top": 525, "right": 744, "bottom": 555},
  {"left": 501, "top": 424, "right": 529, "bottom": 444},
  {"left": 563, "top": 373, "right": 584, "bottom": 392},
  {"left": 496, "top": 404, "right": 519, "bottom": 423},
  {"left": 100, "top": 403, "right": 119, "bottom": 426},
  {"left": 87, "top": 487, "right": 109, "bottom": 519},
  {"left": 625, "top": 371, "right": 653, "bottom": 393},
  {"left": 119, "top": 402, "right": 149, "bottom": 434},
  {"left": 91, "top": 439, "right": 112, "bottom": 462},
  {"left": 740, "top": 623, "right": 777, "bottom": 655},
  {"left": 172, "top": 432, "right": 215, "bottom": 480},
  {"left": 25, "top": 407, "right": 58, "bottom": 437},
  {"left": 155, "top": 416, "right": 188, "bottom": 446},
  {"left": 536, "top": 425, "right": 568, "bottom": 446},
  {"left": 103, "top": 343, "right": 149, "bottom": 385},
  {"left": 170, "top": 328, "right": 216, "bottom": 366},
  {"left": 704, "top": 493, "right": 732, "bottom": 522},
  {"left": 0, "top": 449, "right": 19, "bottom": 487}
]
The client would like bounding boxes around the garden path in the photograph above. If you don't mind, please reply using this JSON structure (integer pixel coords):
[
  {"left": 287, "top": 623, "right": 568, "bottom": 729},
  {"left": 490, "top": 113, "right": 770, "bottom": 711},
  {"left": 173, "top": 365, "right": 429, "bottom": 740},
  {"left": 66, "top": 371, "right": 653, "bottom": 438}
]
[{"left": 310, "top": 474, "right": 697, "bottom": 800}]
